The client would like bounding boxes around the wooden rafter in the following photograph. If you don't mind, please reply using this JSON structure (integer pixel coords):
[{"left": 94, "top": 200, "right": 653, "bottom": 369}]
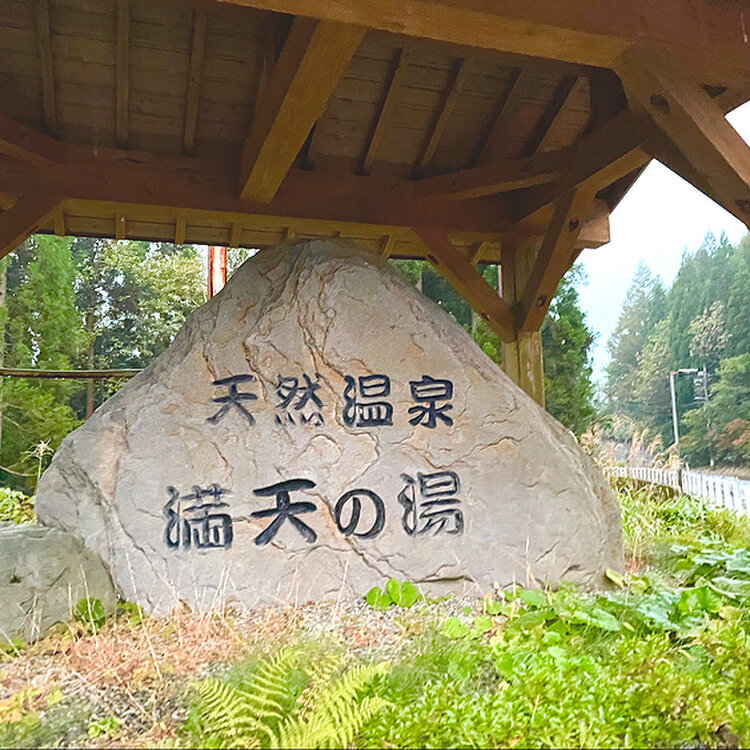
[
  {"left": 615, "top": 47, "right": 750, "bottom": 228},
  {"left": 415, "top": 53, "right": 473, "bottom": 173},
  {"left": 473, "top": 66, "right": 528, "bottom": 166},
  {"left": 34, "top": 0, "right": 57, "bottom": 136},
  {"left": 218, "top": 0, "right": 750, "bottom": 83},
  {"left": 510, "top": 109, "right": 653, "bottom": 222},
  {"left": 0, "top": 112, "right": 65, "bottom": 165},
  {"left": 239, "top": 18, "right": 365, "bottom": 203},
  {"left": 0, "top": 195, "right": 60, "bottom": 259},
  {"left": 183, "top": 7, "right": 207, "bottom": 153},
  {"left": 115, "top": 0, "right": 130, "bottom": 149},
  {"left": 517, "top": 186, "right": 593, "bottom": 332},
  {"left": 305, "top": 115, "right": 326, "bottom": 169},
  {"left": 415, "top": 152, "right": 563, "bottom": 202},
  {"left": 416, "top": 108, "right": 651, "bottom": 203},
  {"left": 525, "top": 75, "right": 587, "bottom": 156},
  {"left": 414, "top": 226, "right": 516, "bottom": 342},
  {"left": 362, "top": 45, "right": 411, "bottom": 174}
]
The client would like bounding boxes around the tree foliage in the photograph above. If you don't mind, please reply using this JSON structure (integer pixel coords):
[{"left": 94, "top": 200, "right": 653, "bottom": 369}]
[
  {"left": 391, "top": 259, "right": 596, "bottom": 435},
  {"left": 0, "top": 237, "right": 205, "bottom": 492},
  {"left": 603, "top": 231, "right": 750, "bottom": 467},
  {"left": 541, "top": 265, "right": 596, "bottom": 435}
]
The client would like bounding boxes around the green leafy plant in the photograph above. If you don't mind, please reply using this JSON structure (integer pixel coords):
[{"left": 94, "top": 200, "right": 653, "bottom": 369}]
[
  {"left": 73, "top": 597, "right": 107, "bottom": 634},
  {"left": 117, "top": 600, "right": 147, "bottom": 627},
  {"left": 365, "top": 579, "right": 420, "bottom": 610},
  {"left": 0, "top": 487, "right": 35, "bottom": 524},
  {"left": 87, "top": 715, "right": 120, "bottom": 738},
  {"left": 189, "top": 648, "right": 390, "bottom": 748}
]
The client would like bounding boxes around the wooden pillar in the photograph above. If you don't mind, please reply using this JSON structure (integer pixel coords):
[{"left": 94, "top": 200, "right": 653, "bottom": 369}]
[{"left": 500, "top": 234, "right": 545, "bottom": 407}]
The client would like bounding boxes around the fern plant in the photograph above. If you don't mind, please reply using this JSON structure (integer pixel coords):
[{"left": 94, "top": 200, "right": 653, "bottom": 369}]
[{"left": 191, "top": 647, "right": 389, "bottom": 748}]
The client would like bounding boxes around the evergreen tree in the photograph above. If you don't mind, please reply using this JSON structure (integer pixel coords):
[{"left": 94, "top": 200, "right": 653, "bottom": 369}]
[
  {"left": 541, "top": 265, "right": 596, "bottom": 435},
  {"left": 391, "top": 259, "right": 595, "bottom": 432},
  {"left": 0, "top": 237, "right": 85, "bottom": 490},
  {"left": 681, "top": 354, "right": 750, "bottom": 466},
  {"left": 631, "top": 318, "right": 673, "bottom": 443},
  {"left": 604, "top": 262, "right": 667, "bottom": 421},
  {"left": 726, "top": 235, "right": 750, "bottom": 358}
]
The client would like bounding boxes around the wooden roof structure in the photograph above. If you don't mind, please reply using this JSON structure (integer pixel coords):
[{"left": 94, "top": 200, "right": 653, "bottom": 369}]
[{"left": 1, "top": 0, "right": 750, "bottom": 401}]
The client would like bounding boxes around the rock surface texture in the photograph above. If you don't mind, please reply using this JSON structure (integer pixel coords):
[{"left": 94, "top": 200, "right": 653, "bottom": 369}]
[
  {"left": 0, "top": 522, "right": 116, "bottom": 643},
  {"left": 36, "top": 240, "right": 623, "bottom": 613}
]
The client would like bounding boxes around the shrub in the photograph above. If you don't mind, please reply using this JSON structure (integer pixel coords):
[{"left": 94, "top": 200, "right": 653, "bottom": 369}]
[{"left": 0, "top": 486, "right": 35, "bottom": 524}]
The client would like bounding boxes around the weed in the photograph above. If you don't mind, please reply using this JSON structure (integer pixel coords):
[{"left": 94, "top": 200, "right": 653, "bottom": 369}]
[
  {"left": 365, "top": 578, "right": 421, "bottom": 610},
  {"left": 0, "top": 486, "right": 35, "bottom": 524}
]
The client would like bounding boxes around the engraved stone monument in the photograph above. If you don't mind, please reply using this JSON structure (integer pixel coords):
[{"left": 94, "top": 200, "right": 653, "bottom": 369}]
[{"left": 35, "top": 239, "right": 623, "bottom": 613}]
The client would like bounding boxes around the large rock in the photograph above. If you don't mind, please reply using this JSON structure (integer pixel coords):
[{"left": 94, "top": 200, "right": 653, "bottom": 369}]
[
  {"left": 0, "top": 523, "right": 116, "bottom": 643},
  {"left": 36, "top": 240, "right": 622, "bottom": 613}
]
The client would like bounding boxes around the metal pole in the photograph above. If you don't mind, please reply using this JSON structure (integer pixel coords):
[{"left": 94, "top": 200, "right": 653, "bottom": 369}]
[
  {"left": 703, "top": 364, "right": 715, "bottom": 469},
  {"left": 670, "top": 370, "right": 679, "bottom": 448}
]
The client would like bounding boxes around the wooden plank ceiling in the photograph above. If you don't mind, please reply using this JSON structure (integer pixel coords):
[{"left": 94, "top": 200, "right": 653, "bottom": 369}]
[{"left": 0, "top": 0, "right": 749, "bottom": 339}]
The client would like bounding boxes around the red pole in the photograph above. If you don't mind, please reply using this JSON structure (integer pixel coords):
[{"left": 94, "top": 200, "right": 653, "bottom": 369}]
[{"left": 207, "top": 245, "right": 228, "bottom": 298}]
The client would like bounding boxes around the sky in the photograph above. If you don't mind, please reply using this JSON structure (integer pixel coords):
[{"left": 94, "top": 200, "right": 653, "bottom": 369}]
[{"left": 577, "top": 102, "right": 750, "bottom": 383}]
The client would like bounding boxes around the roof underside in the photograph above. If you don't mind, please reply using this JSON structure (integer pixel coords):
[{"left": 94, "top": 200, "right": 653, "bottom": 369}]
[
  {"left": 0, "top": 0, "right": 631, "bottom": 258},
  {"left": 1, "top": 0, "right": 749, "bottom": 340}
]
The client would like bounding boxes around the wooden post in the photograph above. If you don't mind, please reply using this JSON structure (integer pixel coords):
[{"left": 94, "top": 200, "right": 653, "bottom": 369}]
[
  {"left": 208, "top": 245, "right": 227, "bottom": 298},
  {"left": 500, "top": 235, "right": 545, "bottom": 406}
]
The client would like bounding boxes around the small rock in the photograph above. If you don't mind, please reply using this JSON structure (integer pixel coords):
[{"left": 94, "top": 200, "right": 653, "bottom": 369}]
[{"left": 0, "top": 523, "right": 116, "bottom": 643}]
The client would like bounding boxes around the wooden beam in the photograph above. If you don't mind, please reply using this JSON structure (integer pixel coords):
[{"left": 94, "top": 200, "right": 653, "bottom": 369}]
[
  {"left": 517, "top": 187, "right": 593, "bottom": 332},
  {"left": 216, "top": 0, "right": 750, "bottom": 83},
  {"left": 500, "top": 236, "right": 545, "bottom": 406},
  {"left": 510, "top": 109, "right": 653, "bottom": 222},
  {"left": 239, "top": 18, "right": 365, "bottom": 203},
  {"left": 362, "top": 45, "right": 411, "bottom": 174},
  {"left": 0, "top": 367, "right": 140, "bottom": 379},
  {"left": 415, "top": 53, "right": 473, "bottom": 173},
  {"left": 379, "top": 234, "right": 396, "bottom": 258},
  {"left": 473, "top": 66, "right": 528, "bottom": 166},
  {"left": 587, "top": 68, "right": 627, "bottom": 131},
  {"left": 115, "top": 0, "right": 130, "bottom": 149},
  {"left": 0, "top": 144, "right": 513, "bottom": 235},
  {"left": 615, "top": 47, "right": 750, "bottom": 228},
  {"left": 0, "top": 196, "right": 60, "bottom": 259},
  {"left": 229, "top": 221, "right": 241, "bottom": 248},
  {"left": 415, "top": 151, "right": 565, "bottom": 202},
  {"left": 468, "top": 240, "right": 486, "bottom": 263},
  {"left": 183, "top": 7, "right": 207, "bottom": 153},
  {"left": 34, "top": 0, "right": 57, "bottom": 136},
  {"left": 525, "top": 75, "right": 587, "bottom": 156},
  {"left": 414, "top": 226, "right": 516, "bottom": 342},
  {"left": 0, "top": 112, "right": 65, "bottom": 165},
  {"left": 115, "top": 212, "right": 126, "bottom": 240},
  {"left": 416, "top": 108, "right": 652, "bottom": 203},
  {"left": 174, "top": 215, "right": 186, "bottom": 245},
  {"left": 52, "top": 205, "right": 65, "bottom": 236}
]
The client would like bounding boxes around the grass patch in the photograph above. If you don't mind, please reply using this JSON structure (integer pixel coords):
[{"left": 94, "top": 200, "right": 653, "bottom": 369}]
[
  {"left": 186, "top": 487, "right": 750, "bottom": 749},
  {"left": 3, "top": 484, "right": 750, "bottom": 748}
]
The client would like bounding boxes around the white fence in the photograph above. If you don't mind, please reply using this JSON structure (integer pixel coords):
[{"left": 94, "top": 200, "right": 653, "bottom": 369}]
[{"left": 605, "top": 465, "right": 750, "bottom": 516}]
